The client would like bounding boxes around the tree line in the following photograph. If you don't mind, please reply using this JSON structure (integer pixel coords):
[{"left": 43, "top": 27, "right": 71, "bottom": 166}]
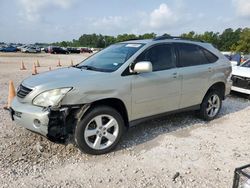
[{"left": 52, "top": 28, "right": 250, "bottom": 54}]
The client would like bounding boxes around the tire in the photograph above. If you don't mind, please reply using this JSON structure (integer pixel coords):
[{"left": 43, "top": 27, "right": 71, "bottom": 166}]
[
  {"left": 199, "top": 90, "right": 222, "bottom": 121},
  {"left": 74, "top": 106, "right": 125, "bottom": 155}
]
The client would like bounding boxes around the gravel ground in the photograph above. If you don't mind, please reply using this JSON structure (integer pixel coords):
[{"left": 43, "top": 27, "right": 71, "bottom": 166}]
[{"left": 0, "top": 52, "right": 250, "bottom": 188}]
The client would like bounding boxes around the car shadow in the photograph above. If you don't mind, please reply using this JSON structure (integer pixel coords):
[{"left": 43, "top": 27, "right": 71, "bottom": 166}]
[{"left": 116, "top": 95, "right": 250, "bottom": 152}]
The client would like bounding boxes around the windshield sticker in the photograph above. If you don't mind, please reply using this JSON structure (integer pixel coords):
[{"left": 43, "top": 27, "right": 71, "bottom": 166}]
[
  {"left": 125, "top": 44, "right": 142, "bottom": 48},
  {"left": 113, "top": 63, "right": 118, "bottom": 66}
]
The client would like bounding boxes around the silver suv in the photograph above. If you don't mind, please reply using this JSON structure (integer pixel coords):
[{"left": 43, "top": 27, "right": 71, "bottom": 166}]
[{"left": 10, "top": 36, "right": 232, "bottom": 155}]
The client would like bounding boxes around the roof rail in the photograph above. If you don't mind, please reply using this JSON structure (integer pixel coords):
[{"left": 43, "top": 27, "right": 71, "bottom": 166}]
[{"left": 153, "top": 35, "right": 205, "bottom": 43}]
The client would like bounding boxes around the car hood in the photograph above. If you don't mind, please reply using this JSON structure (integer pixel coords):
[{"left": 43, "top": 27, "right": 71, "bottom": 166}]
[
  {"left": 22, "top": 67, "right": 109, "bottom": 89},
  {"left": 232, "top": 66, "right": 250, "bottom": 78}
]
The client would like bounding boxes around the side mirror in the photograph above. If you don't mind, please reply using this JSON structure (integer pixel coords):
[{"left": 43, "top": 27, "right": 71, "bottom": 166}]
[{"left": 133, "top": 61, "right": 152, "bottom": 73}]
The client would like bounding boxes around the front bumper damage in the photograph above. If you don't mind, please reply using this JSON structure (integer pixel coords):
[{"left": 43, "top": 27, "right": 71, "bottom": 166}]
[
  {"left": 10, "top": 97, "right": 89, "bottom": 142},
  {"left": 231, "top": 75, "right": 250, "bottom": 95}
]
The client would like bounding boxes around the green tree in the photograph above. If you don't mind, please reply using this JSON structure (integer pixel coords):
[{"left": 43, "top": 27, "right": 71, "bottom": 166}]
[
  {"left": 116, "top": 34, "right": 137, "bottom": 42},
  {"left": 197, "top": 31, "right": 220, "bottom": 47},
  {"left": 138, "top": 33, "right": 157, "bottom": 39},
  {"left": 60, "top": 41, "right": 68, "bottom": 47},
  {"left": 181, "top": 31, "right": 196, "bottom": 39},
  {"left": 219, "top": 28, "right": 241, "bottom": 51},
  {"left": 51, "top": 28, "right": 250, "bottom": 52},
  {"left": 234, "top": 28, "right": 250, "bottom": 54}
]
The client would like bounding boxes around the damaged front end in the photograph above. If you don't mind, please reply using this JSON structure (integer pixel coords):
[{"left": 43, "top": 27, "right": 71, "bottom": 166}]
[{"left": 46, "top": 104, "right": 90, "bottom": 143}]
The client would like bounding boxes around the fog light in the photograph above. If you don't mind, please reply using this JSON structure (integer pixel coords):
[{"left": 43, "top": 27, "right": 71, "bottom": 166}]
[{"left": 33, "top": 119, "right": 41, "bottom": 128}]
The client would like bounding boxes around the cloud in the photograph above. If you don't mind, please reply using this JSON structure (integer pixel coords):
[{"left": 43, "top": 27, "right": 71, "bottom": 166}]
[
  {"left": 77, "top": 3, "right": 185, "bottom": 36},
  {"left": 74, "top": 16, "right": 131, "bottom": 35},
  {"left": 148, "top": 4, "right": 177, "bottom": 29},
  {"left": 19, "top": 0, "right": 75, "bottom": 22},
  {"left": 92, "top": 16, "right": 127, "bottom": 29},
  {"left": 232, "top": 0, "right": 250, "bottom": 18},
  {"left": 137, "top": 3, "right": 186, "bottom": 34}
]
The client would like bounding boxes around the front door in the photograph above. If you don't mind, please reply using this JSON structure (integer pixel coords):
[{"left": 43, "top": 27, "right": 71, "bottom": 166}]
[{"left": 131, "top": 43, "right": 181, "bottom": 120}]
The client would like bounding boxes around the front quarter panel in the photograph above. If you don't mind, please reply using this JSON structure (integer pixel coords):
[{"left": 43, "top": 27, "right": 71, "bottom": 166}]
[{"left": 61, "top": 75, "right": 133, "bottom": 119}]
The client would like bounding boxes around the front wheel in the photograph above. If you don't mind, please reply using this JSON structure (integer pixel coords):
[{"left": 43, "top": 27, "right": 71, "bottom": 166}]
[
  {"left": 74, "top": 106, "right": 124, "bottom": 155},
  {"left": 199, "top": 90, "right": 222, "bottom": 121}
]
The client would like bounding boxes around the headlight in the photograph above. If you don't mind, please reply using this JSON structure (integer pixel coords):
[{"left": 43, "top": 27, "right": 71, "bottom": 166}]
[{"left": 33, "top": 88, "right": 72, "bottom": 107}]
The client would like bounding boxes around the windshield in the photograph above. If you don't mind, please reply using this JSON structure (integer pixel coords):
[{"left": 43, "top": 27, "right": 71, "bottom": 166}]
[
  {"left": 77, "top": 43, "right": 144, "bottom": 72},
  {"left": 241, "top": 59, "right": 250, "bottom": 68}
]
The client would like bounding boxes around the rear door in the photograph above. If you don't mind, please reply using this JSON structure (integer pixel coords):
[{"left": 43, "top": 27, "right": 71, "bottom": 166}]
[
  {"left": 131, "top": 43, "right": 181, "bottom": 120},
  {"left": 175, "top": 43, "right": 216, "bottom": 108}
]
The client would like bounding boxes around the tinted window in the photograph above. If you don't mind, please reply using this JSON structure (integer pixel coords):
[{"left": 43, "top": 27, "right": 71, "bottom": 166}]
[
  {"left": 178, "top": 43, "right": 211, "bottom": 67},
  {"left": 136, "top": 44, "right": 175, "bottom": 71},
  {"left": 202, "top": 48, "right": 218, "bottom": 63}
]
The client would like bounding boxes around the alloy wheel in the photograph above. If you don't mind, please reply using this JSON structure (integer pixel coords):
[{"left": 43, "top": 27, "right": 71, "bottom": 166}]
[
  {"left": 84, "top": 115, "right": 119, "bottom": 150},
  {"left": 206, "top": 94, "right": 221, "bottom": 117}
]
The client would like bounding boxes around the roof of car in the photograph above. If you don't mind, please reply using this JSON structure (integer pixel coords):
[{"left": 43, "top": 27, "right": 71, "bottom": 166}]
[
  {"left": 121, "top": 39, "right": 152, "bottom": 44},
  {"left": 122, "top": 36, "right": 207, "bottom": 45}
]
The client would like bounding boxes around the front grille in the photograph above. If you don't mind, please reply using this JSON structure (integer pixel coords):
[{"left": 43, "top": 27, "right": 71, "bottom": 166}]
[
  {"left": 231, "top": 75, "right": 250, "bottom": 90},
  {"left": 17, "top": 84, "right": 32, "bottom": 98}
]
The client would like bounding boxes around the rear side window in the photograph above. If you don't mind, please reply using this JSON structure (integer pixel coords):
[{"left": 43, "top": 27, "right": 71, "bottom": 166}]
[
  {"left": 201, "top": 48, "right": 218, "bottom": 63},
  {"left": 177, "top": 43, "right": 216, "bottom": 67},
  {"left": 136, "top": 44, "right": 175, "bottom": 71}
]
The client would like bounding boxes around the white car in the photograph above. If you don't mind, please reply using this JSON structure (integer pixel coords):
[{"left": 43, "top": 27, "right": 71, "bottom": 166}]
[
  {"left": 21, "top": 46, "right": 37, "bottom": 53},
  {"left": 231, "top": 59, "right": 250, "bottom": 95}
]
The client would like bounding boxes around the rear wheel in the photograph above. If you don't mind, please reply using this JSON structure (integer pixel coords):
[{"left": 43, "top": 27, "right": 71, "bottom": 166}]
[
  {"left": 74, "top": 106, "right": 124, "bottom": 155},
  {"left": 199, "top": 90, "right": 222, "bottom": 121}
]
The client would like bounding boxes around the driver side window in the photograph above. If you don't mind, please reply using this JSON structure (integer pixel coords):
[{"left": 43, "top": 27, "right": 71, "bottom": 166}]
[{"left": 136, "top": 44, "right": 175, "bottom": 71}]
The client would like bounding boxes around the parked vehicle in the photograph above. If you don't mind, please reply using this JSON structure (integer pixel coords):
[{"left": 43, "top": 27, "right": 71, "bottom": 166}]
[
  {"left": 230, "top": 53, "right": 247, "bottom": 67},
  {"left": 0, "top": 46, "right": 4, "bottom": 51},
  {"left": 0, "top": 46, "right": 18, "bottom": 52},
  {"left": 35, "top": 46, "right": 41, "bottom": 53},
  {"left": 44, "top": 47, "right": 49, "bottom": 53},
  {"left": 21, "top": 46, "right": 37, "bottom": 53},
  {"left": 224, "top": 54, "right": 232, "bottom": 60},
  {"left": 10, "top": 36, "right": 232, "bottom": 155},
  {"left": 67, "top": 47, "right": 80, "bottom": 54},
  {"left": 49, "top": 46, "right": 69, "bottom": 54},
  {"left": 231, "top": 59, "right": 250, "bottom": 96},
  {"left": 80, "top": 48, "right": 93, "bottom": 53}
]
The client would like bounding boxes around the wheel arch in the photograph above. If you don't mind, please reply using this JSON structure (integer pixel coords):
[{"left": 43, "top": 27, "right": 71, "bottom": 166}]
[
  {"left": 86, "top": 98, "right": 129, "bottom": 128},
  {"left": 205, "top": 82, "right": 226, "bottom": 100}
]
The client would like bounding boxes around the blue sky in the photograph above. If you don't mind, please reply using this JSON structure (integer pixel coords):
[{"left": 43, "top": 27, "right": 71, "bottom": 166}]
[{"left": 0, "top": 0, "right": 249, "bottom": 43}]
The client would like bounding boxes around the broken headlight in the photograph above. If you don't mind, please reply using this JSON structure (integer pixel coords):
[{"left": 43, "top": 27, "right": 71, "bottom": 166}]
[{"left": 33, "top": 88, "right": 72, "bottom": 107}]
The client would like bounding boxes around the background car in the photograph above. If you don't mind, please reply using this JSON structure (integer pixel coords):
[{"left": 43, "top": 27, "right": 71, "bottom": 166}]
[
  {"left": 230, "top": 53, "right": 241, "bottom": 66},
  {"left": 21, "top": 46, "right": 37, "bottom": 53},
  {"left": 0, "top": 45, "right": 18, "bottom": 52},
  {"left": 35, "top": 46, "right": 41, "bottom": 53},
  {"left": 67, "top": 47, "right": 80, "bottom": 54},
  {"left": 80, "top": 48, "right": 93, "bottom": 53},
  {"left": 231, "top": 59, "right": 250, "bottom": 96},
  {"left": 49, "top": 46, "right": 69, "bottom": 54},
  {"left": 224, "top": 54, "right": 232, "bottom": 60}
]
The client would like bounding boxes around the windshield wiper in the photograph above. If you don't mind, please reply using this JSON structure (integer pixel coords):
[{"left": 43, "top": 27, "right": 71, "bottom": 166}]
[
  {"left": 79, "top": 65, "right": 97, "bottom": 70},
  {"left": 77, "top": 65, "right": 112, "bottom": 72}
]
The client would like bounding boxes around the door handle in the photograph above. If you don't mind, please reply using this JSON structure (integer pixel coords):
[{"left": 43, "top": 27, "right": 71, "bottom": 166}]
[
  {"left": 173, "top": 72, "right": 178, "bottom": 78},
  {"left": 208, "top": 67, "right": 213, "bottom": 72}
]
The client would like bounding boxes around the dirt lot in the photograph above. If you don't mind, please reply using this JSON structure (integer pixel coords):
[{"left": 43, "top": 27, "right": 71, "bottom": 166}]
[{"left": 0, "top": 52, "right": 249, "bottom": 188}]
